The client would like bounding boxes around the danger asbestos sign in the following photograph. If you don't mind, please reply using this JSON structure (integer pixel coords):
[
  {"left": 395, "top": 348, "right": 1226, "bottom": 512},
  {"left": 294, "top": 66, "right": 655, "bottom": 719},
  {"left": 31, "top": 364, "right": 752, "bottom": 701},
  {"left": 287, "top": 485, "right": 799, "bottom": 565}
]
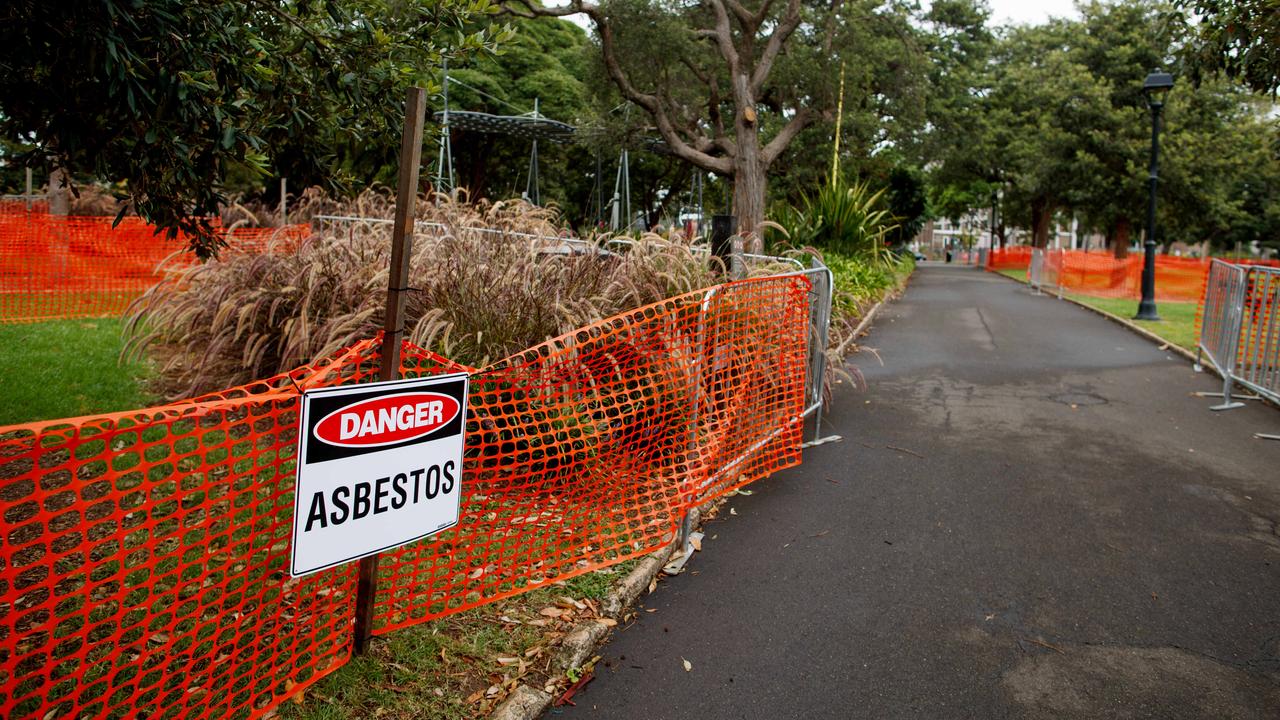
[{"left": 290, "top": 373, "right": 469, "bottom": 577}]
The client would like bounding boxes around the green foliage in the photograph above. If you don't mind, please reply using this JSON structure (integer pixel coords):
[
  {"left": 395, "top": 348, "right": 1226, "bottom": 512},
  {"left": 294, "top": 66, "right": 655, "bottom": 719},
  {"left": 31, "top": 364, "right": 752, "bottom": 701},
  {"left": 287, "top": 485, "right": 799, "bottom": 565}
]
[
  {"left": 0, "top": 0, "right": 510, "bottom": 256},
  {"left": 435, "top": 14, "right": 592, "bottom": 219},
  {"left": 823, "top": 250, "right": 913, "bottom": 317},
  {"left": 925, "top": 0, "right": 1280, "bottom": 253},
  {"left": 764, "top": 0, "right": 931, "bottom": 206},
  {"left": 1185, "top": 0, "right": 1280, "bottom": 94},
  {"left": 771, "top": 181, "right": 898, "bottom": 262},
  {"left": 882, "top": 167, "right": 928, "bottom": 246}
]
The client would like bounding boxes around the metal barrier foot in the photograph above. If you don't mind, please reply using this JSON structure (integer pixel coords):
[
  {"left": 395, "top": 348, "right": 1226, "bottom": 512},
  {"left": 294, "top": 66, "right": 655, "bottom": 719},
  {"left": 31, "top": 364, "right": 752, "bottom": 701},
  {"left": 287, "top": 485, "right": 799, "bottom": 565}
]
[
  {"left": 802, "top": 434, "right": 843, "bottom": 448},
  {"left": 663, "top": 531, "right": 703, "bottom": 575},
  {"left": 1256, "top": 433, "right": 1280, "bottom": 441},
  {"left": 1210, "top": 401, "right": 1245, "bottom": 411}
]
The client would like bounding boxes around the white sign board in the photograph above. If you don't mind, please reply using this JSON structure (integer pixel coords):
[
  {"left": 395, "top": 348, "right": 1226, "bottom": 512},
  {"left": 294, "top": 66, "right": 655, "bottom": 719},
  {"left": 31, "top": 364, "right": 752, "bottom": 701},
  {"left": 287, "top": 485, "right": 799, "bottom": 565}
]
[{"left": 291, "top": 373, "right": 469, "bottom": 577}]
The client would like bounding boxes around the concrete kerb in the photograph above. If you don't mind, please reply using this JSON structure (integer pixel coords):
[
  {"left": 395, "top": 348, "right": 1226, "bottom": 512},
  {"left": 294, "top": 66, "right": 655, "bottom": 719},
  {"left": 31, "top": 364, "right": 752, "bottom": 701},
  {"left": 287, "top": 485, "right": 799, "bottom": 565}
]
[
  {"left": 490, "top": 268, "right": 917, "bottom": 720},
  {"left": 486, "top": 508, "right": 694, "bottom": 720},
  {"left": 986, "top": 268, "right": 1280, "bottom": 420},
  {"left": 983, "top": 267, "right": 1197, "bottom": 362}
]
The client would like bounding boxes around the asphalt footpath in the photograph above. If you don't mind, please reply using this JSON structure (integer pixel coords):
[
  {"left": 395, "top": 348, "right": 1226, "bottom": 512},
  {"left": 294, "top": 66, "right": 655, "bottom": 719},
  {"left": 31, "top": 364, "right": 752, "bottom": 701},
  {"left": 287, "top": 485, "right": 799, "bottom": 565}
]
[{"left": 552, "top": 264, "right": 1280, "bottom": 720}]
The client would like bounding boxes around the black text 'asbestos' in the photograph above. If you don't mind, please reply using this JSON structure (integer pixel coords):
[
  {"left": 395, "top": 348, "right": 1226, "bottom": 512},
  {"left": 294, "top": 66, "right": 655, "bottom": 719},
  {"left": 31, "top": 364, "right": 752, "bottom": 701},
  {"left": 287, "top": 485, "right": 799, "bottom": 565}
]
[{"left": 304, "top": 461, "right": 458, "bottom": 532}]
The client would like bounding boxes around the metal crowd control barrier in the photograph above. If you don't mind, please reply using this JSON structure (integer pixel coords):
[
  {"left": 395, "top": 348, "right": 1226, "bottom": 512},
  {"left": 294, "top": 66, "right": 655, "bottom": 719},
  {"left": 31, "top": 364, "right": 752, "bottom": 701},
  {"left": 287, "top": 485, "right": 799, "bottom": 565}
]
[
  {"left": 1196, "top": 260, "right": 1280, "bottom": 409},
  {"left": 1028, "top": 247, "right": 1045, "bottom": 294}
]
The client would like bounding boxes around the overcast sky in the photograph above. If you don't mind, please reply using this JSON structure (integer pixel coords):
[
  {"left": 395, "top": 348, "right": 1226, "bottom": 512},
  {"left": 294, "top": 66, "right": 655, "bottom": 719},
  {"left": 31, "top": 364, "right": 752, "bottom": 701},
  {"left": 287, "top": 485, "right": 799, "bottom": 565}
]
[
  {"left": 986, "top": 0, "right": 1079, "bottom": 26},
  {"left": 549, "top": 1, "right": 1082, "bottom": 31}
]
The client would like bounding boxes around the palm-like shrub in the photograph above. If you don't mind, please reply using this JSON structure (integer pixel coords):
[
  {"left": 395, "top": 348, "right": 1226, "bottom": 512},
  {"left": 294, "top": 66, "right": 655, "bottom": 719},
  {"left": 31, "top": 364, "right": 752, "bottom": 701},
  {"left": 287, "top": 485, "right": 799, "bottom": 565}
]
[{"left": 772, "top": 181, "right": 899, "bottom": 264}]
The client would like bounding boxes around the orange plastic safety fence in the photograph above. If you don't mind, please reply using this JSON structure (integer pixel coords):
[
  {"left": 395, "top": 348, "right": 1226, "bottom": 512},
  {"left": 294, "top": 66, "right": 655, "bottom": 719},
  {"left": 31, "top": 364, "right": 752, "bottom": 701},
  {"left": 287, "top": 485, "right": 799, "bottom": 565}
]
[
  {"left": 0, "top": 274, "right": 813, "bottom": 719},
  {"left": 987, "top": 247, "right": 1033, "bottom": 271},
  {"left": 0, "top": 337, "right": 462, "bottom": 720},
  {"left": 0, "top": 201, "right": 49, "bottom": 215},
  {"left": 374, "top": 276, "right": 811, "bottom": 633},
  {"left": 988, "top": 247, "right": 1280, "bottom": 303},
  {"left": 0, "top": 213, "right": 309, "bottom": 324}
]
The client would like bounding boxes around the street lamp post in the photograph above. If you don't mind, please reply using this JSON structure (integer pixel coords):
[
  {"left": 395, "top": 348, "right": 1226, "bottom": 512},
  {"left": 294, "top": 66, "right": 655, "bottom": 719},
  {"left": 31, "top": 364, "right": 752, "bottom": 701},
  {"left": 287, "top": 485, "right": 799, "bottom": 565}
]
[{"left": 1136, "top": 69, "right": 1174, "bottom": 321}]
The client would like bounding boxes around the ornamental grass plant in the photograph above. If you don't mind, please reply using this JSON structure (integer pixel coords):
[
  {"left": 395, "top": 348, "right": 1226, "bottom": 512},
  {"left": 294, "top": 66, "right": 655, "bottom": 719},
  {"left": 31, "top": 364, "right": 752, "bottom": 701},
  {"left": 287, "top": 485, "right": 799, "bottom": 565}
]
[{"left": 124, "top": 192, "right": 723, "bottom": 399}]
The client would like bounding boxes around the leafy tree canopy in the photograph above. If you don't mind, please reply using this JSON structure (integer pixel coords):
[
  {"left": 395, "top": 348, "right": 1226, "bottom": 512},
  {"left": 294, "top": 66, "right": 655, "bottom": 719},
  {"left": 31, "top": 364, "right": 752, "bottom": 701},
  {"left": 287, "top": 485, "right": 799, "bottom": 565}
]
[
  {"left": 0, "top": 0, "right": 509, "bottom": 256},
  {"left": 1185, "top": 0, "right": 1280, "bottom": 95}
]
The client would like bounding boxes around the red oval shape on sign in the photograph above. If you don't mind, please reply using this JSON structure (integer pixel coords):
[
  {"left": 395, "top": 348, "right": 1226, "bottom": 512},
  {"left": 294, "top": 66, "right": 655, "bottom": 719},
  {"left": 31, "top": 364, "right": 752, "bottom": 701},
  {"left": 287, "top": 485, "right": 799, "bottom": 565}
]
[{"left": 314, "top": 392, "right": 460, "bottom": 448}]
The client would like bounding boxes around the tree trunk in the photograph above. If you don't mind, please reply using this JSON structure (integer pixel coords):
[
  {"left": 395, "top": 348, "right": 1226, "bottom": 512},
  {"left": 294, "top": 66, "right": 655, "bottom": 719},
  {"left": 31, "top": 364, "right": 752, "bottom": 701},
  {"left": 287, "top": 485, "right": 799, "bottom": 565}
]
[
  {"left": 1112, "top": 217, "right": 1130, "bottom": 259},
  {"left": 1030, "top": 197, "right": 1054, "bottom": 248},
  {"left": 732, "top": 161, "right": 766, "bottom": 244},
  {"left": 48, "top": 166, "right": 70, "bottom": 215},
  {"left": 731, "top": 105, "right": 765, "bottom": 247}
]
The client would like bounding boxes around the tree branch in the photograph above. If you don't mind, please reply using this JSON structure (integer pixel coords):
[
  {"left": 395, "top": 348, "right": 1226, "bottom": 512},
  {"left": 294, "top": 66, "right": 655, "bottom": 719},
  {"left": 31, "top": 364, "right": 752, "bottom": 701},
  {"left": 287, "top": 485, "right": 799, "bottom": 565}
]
[
  {"left": 724, "top": 0, "right": 756, "bottom": 30},
  {"left": 706, "top": 0, "right": 741, "bottom": 73},
  {"left": 751, "top": 0, "right": 802, "bottom": 95},
  {"left": 501, "top": 0, "right": 734, "bottom": 175},
  {"left": 761, "top": 107, "right": 818, "bottom": 166}
]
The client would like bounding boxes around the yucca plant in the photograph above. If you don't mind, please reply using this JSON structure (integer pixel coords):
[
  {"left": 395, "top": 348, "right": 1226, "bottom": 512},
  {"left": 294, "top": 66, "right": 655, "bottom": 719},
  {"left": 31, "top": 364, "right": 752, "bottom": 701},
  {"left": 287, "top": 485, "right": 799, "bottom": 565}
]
[{"left": 772, "top": 180, "right": 899, "bottom": 265}]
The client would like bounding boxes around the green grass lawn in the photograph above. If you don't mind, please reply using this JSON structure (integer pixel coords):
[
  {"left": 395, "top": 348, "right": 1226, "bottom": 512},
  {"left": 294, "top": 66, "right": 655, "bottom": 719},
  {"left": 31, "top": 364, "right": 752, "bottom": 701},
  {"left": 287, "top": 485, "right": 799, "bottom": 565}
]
[
  {"left": 0, "top": 318, "right": 153, "bottom": 425},
  {"left": 1064, "top": 294, "right": 1199, "bottom": 352},
  {"left": 991, "top": 269, "right": 1199, "bottom": 352}
]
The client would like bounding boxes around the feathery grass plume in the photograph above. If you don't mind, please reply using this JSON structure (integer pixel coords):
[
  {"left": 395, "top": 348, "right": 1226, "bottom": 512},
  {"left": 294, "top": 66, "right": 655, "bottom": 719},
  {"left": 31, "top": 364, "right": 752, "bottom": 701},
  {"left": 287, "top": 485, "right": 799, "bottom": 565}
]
[{"left": 125, "top": 192, "right": 722, "bottom": 398}]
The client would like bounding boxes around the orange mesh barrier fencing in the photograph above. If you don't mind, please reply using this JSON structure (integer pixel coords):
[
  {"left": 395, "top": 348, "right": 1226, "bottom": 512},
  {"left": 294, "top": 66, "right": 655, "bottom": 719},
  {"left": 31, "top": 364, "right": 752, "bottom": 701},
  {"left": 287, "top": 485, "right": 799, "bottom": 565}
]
[
  {"left": 987, "top": 247, "right": 1032, "bottom": 271},
  {"left": 0, "top": 273, "right": 812, "bottom": 719},
  {"left": 0, "top": 213, "right": 310, "bottom": 324},
  {"left": 0, "top": 200, "right": 49, "bottom": 215},
  {"left": 988, "top": 247, "right": 1280, "bottom": 303},
  {"left": 373, "top": 277, "right": 810, "bottom": 632}
]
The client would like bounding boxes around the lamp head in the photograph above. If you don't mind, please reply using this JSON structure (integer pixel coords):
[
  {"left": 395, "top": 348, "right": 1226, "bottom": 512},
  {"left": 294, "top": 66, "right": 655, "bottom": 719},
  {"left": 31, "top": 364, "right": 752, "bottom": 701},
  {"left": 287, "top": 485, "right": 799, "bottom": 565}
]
[{"left": 1143, "top": 69, "right": 1174, "bottom": 107}]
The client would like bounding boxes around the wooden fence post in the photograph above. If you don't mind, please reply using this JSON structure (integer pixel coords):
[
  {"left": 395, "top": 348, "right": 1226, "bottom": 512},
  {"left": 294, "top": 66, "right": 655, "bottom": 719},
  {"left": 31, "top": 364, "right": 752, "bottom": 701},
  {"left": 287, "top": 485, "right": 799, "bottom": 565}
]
[{"left": 352, "top": 86, "right": 427, "bottom": 655}]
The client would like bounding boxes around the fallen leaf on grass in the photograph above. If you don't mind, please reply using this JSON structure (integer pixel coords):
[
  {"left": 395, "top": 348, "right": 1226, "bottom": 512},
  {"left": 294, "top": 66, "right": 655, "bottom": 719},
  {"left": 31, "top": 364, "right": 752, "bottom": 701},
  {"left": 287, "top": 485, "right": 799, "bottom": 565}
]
[
  {"left": 495, "top": 656, "right": 521, "bottom": 666},
  {"left": 595, "top": 618, "right": 618, "bottom": 627},
  {"left": 682, "top": 657, "right": 692, "bottom": 672},
  {"left": 539, "top": 607, "right": 565, "bottom": 618}
]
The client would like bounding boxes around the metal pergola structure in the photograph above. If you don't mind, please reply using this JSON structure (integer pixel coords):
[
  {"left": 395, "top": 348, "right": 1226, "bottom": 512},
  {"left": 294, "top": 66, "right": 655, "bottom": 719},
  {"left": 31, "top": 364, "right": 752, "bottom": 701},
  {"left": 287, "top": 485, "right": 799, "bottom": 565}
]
[
  {"left": 432, "top": 64, "right": 576, "bottom": 207},
  {"left": 433, "top": 67, "right": 705, "bottom": 235}
]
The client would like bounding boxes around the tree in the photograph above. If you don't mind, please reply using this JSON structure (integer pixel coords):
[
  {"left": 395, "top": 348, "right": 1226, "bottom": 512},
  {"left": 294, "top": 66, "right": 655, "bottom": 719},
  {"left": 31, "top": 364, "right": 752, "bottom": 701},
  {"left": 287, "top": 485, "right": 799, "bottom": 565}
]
[
  {"left": 0, "top": 0, "right": 508, "bottom": 256},
  {"left": 986, "top": 22, "right": 1115, "bottom": 247},
  {"left": 503, "top": 0, "right": 846, "bottom": 236},
  {"left": 1185, "top": 0, "right": 1280, "bottom": 95},
  {"left": 1158, "top": 81, "right": 1280, "bottom": 251}
]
